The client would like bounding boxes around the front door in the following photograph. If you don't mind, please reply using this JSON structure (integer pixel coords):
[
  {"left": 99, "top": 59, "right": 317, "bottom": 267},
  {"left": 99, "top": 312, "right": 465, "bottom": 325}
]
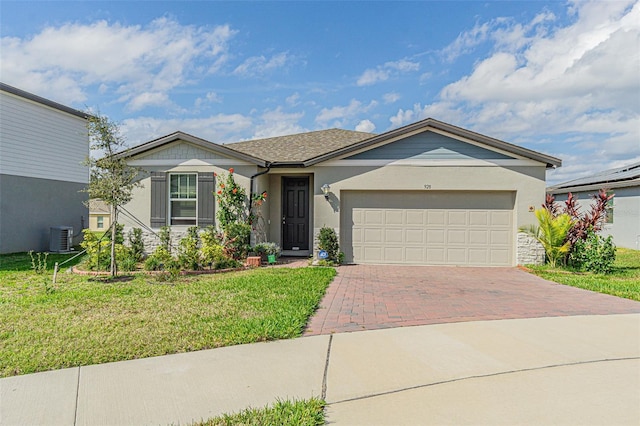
[{"left": 282, "top": 177, "right": 309, "bottom": 251}]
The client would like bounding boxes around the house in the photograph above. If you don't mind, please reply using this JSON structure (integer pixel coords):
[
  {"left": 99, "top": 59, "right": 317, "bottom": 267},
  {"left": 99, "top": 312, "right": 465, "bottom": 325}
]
[
  {"left": 88, "top": 199, "right": 112, "bottom": 232},
  {"left": 117, "top": 118, "right": 561, "bottom": 266},
  {"left": 548, "top": 162, "right": 640, "bottom": 250},
  {"left": 0, "top": 83, "right": 89, "bottom": 254}
]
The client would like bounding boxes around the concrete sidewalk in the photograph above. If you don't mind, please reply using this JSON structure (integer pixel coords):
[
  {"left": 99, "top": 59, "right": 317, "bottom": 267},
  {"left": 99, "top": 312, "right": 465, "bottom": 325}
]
[{"left": 2, "top": 314, "right": 639, "bottom": 425}]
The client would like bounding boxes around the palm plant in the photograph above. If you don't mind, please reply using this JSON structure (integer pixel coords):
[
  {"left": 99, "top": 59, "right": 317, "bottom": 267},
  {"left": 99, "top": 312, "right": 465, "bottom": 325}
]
[{"left": 520, "top": 209, "right": 573, "bottom": 267}]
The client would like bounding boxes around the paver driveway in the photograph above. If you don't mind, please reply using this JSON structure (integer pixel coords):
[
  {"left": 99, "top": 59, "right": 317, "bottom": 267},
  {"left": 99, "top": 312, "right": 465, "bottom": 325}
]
[{"left": 304, "top": 265, "right": 640, "bottom": 335}]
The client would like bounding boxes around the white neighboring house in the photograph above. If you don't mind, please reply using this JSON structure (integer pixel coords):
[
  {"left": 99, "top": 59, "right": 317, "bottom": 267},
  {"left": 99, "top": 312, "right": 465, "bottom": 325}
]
[
  {"left": 548, "top": 162, "right": 640, "bottom": 250},
  {"left": 0, "top": 83, "right": 90, "bottom": 254}
]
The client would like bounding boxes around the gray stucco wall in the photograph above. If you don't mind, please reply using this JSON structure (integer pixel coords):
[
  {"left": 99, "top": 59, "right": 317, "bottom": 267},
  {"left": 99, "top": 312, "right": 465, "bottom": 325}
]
[{"left": 0, "top": 174, "right": 88, "bottom": 253}]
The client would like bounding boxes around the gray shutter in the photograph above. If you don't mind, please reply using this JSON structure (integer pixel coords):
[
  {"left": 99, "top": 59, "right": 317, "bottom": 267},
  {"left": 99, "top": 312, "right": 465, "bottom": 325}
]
[
  {"left": 150, "top": 172, "right": 167, "bottom": 228},
  {"left": 198, "top": 173, "right": 215, "bottom": 227}
]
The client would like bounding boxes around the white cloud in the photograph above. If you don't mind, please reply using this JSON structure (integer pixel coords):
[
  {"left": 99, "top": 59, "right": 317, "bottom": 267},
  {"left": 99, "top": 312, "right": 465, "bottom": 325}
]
[
  {"left": 0, "top": 18, "right": 236, "bottom": 110},
  {"left": 315, "top": 99, "right": 378, "bottom": 127},
  {"left": 251, "top": 107, "right": 306, "bottom": 139},
  {"left": 383, "top": 92, "right": 401, "bottom": 104},
  {"left": 355, "top": 119, "right": 376, "bottom": 133},
  {"left": 391, "top": 0, "right": 640, "bottom": 180},
  {"left": 120, "top": 113, "right": 253, "bottom": 146},
  {"left": 357, "top": 59, "right": 420, "bottom": 86},
  {"left": 194, "top": 91, "right": 223, "bottom": 108},
  {"left": 233, "top": 52, "right": 293, "bottom": 77},
  {"left": 286, "top": 92, "right": 301, "bottom": 106}
]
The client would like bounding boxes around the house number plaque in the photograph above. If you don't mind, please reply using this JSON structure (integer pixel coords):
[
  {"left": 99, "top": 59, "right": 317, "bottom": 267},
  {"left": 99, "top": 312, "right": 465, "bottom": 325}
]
[{"left": 424, "top": 184, "right": 432, "bottom": 189}]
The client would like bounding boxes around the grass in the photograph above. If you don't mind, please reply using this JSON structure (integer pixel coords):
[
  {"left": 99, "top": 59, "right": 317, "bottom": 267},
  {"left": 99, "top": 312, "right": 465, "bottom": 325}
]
[
  {"left": 192, "top": 398, "right": 326, "bottom": 426},
  {"left": 0, "top": 252, "right": 336, "bottom": 377},
  {"left": 526, "top": 247, "right": 640, "bottom": 301}
]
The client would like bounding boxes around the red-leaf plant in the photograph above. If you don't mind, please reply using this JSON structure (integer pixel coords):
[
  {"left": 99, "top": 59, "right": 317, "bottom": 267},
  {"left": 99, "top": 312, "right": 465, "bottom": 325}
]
[{"left": 544, "top": 189, "right": 614, "bottom": 246}]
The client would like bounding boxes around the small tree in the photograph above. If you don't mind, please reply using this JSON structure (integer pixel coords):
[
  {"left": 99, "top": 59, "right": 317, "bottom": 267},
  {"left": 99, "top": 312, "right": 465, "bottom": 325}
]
[
  {"left": 215, "top": 168, "right": 248, "bottom": 230},
  {"left": 520, "top": 209, "right": 573, "bottom": 268},
  {"left": 84, "top": 113, "right": 141, "bottom": 277}
]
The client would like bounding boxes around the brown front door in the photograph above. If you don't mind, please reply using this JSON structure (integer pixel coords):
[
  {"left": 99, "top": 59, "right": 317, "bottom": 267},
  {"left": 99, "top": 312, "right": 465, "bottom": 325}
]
[{"left": 282, "top": 177, "right": 309, "bottom": 251}]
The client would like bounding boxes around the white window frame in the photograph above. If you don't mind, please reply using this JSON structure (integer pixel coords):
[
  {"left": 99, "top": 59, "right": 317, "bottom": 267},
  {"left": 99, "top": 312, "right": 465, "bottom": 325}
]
[
  {"left": 97, "top": 216, "right": 104, "bottom": 229},
  {"left": 169, "top": 173, "right": 198, "bottom": 226}
]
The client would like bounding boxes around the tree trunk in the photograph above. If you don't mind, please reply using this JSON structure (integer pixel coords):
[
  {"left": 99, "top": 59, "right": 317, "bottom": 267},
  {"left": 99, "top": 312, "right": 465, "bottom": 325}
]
[{"left": 110, "top": 205, "right": 117, "bottom": 277}]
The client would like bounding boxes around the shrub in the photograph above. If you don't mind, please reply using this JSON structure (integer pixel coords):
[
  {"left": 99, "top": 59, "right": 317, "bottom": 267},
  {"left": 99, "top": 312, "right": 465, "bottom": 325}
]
[
  {"left": 159, "top": 226, "right": 172, "bottom": 253},
  {"left": 144, "top": 247, "right": 172, "bottom": 271},
  {"left": 520, "top": 209, "right": 573, "bottom": 267},
  {"left": 81, "top": 229, "right": 112, "bottom": 271},
  {"left": 177, "top": 226, "right": 202, "bottom": 271},
  {"left": 28, "top": 251, "right": 49, "bottom": 274},
  {"left": 215, "top": 169, "right": 248, "bottom": 229},
  {"left": 252, "top": 242, "right": 282, "bottom": 257},
  {"left": 128, "top": 228, "right": 145, "bottom": 262},
  {"left": 317, "top": 226, "right": 341, "bottom": 265},
  {"left": 224, "top": 222, "right": 251, "bottom": 260},
  {"left": 106, "top": 223, "right": 125, "bottom": 245},
  {"left": 569, "top": 230, "right": 616, "bottom": 274}
]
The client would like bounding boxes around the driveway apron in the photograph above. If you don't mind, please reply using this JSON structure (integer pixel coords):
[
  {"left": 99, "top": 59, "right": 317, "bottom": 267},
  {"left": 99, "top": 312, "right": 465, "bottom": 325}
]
[{"left": 304, "top": 265, "right": 640, "bottom": 335}]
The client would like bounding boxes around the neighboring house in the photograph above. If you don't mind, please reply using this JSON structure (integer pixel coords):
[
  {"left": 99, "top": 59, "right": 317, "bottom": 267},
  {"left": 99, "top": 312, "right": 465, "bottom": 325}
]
[
  {"left": 548, "top": 162, "right": 640, "bottom": 250},
  {"left": 117, "top": 118, "right": 561, "bottom": 266},
  {"left": 0, "top": 83, "right": 89, "bottom": 254},
  {"left": 88, "top": 199, "right": 112, "bottom": 232}
]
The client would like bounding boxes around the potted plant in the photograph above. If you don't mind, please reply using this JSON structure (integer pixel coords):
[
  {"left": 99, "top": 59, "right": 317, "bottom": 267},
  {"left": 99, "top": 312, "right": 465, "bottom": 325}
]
[{"left": 252, "top": 242, "right": 281, "bottom": 264}]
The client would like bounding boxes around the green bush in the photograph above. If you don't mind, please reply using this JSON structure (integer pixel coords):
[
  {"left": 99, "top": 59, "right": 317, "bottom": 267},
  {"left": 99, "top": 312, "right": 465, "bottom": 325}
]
[
  {"left": 224, "top": 222, "right": 251, "bottom": 260},
  {"left": 144, "top": 247, "right": 172, "bottom": 271},
  {"left": 159, "top": 226, "right": 172, "bottom": 253},
  {"left": 177, "top": 226, "right": 202, "bottom": 270},
  {"left": 317, "top": 226, "right": 340, "bottom": 264},
  {"left": 127, "top": 228, "right": 145, "bottom": 262},
  {"left": 252, "top": 242, "right": 282, "bottom": 257},
  {"left": 81, "top": 229, "right": 112, "bottom": 271},
  {"left": 569, "top": 230, "right": 616, "bottom": 274}
]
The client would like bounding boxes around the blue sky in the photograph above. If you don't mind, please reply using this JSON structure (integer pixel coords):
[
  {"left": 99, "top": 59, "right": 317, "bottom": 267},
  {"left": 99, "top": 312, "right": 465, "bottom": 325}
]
[{"left": 1, "top": 1, "right": 638, "bottom": 184}]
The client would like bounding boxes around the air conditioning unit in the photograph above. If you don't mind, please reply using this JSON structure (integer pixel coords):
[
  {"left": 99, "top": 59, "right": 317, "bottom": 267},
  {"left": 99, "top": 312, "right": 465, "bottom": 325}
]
[{"left": 50, "top": 226, "right": 73, "bottom": 252}]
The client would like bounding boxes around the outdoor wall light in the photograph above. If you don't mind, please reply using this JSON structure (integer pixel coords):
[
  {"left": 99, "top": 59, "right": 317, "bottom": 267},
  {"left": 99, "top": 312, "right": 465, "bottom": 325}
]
[{"left": 321, "top": 183, "right": 331, "bottom": 200}]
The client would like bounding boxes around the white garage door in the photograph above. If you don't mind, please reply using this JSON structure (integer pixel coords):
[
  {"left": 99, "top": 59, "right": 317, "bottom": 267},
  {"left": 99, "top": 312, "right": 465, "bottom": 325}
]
[{"left": 342, "top": 191, "right": 515, "bottom": 266}]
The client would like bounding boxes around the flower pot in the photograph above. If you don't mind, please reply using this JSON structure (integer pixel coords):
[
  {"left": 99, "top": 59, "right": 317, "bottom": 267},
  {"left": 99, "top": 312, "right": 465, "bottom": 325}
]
[{"left": 267, "top": 254, "right": 276, "bottom": 264}]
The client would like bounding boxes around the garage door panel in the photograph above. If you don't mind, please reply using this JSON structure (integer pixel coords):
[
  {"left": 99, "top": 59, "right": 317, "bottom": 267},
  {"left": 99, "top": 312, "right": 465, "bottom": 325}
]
[
  {"left": 364, "top": 228, "right": 383, "bottom": 243},
  {"left": 385, "top": 229, "right": 403, "bottom": 243},
  {"left": 426, "top": 229, "right": 445, "bottom": 244},
  {"left": 406, "top": 229, "right": 425, "bottom": 244},
  {"left": 469, "top": 229, "right": 489, "bottom": 244},
  {"left": 469, "top": 211, "right": 489, "bottom": 226},
  {"left": 469, "top": 248, "right": 489, "bottom": 264},
  {"left": 405, "top": 247, "right": 425, "bottom": 262},
  {"left": 490, "top": 229, "right": 510, "bottom": 245},
  {"left": 364, "top": 210, "right": 384, "bottom": 225},
  {"left": 384, "top": 247, "right": 404, "bottom": 262},
  {"left": 447, "top": 211, "right": 467, "bottom": 226},
  {"left": 427, "top": 211, "right": 445, "bottom": 225},
  {"left": 447, "top": 229, "right": 467, "bottom": 244},
  {"left": 406, "top": 211, "right": 425, "bottom": 225},
  {"left": 344, "top": 191, "right": 514, "bottom": 266},
  {"left": 447, "top": 248, "right": 467, "bottom": 263},
  {"left": 385, "top": 210, "right": 403, "bottom": 225}
]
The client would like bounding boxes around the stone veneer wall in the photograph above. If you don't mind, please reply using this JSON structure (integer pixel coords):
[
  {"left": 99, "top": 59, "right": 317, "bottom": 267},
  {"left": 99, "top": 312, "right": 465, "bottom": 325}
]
[
  {"left": 124, "top": 227, "right": 190, "bottom": 255},
  {"left": 516, "top": 232, "right": 545, "bottom": 265}
]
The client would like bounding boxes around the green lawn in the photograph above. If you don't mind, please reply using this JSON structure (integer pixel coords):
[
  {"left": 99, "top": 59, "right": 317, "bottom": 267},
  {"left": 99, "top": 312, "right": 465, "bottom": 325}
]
[
  {"left": 526, "top": 248, "right": 640, "bottom": 301},
  {"left": 193, "top": 398, "right": 326, "bottom": 426},
  {"left": 0, "top": 253, "right": 335, "bottom": 377}
]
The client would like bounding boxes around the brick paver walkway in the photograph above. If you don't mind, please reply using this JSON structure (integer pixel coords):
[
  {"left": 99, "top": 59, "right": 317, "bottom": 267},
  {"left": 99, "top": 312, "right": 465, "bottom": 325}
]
[{"left": 304, "top": 265, "right": 640, "bottom": 335}]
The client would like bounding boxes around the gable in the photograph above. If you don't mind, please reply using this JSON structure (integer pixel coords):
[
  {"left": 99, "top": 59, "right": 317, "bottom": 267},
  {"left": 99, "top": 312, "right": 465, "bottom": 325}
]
[
  {"left": 344, "top": 131, "right": 515, "bottom": 161},
  {"left": 135, "top": 141, "right": 234, "bottom": 161}
]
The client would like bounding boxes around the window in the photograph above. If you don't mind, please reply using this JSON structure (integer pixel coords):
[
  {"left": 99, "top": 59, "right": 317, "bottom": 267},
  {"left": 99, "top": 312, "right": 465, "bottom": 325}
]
[
  {"left": 170, "top": 174, "right": 197, "bottom": 225},
  {"left": 605, "top": 195, "right": 614, "bottom": 224},
  {"left": 97, "top": 216, "right": 104, "bottom": 229}
]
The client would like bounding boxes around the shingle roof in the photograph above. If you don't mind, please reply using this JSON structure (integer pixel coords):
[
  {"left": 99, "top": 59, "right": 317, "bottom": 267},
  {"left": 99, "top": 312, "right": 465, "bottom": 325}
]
[
  {"left": 549, "top": 162, "right": 640, "bottom": 193},
  {"left": 225, "top": 128, "right": 375, "bottom": 163},
  {"left": 89, "top": 199, "right": 110, "bottom": 214}
]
